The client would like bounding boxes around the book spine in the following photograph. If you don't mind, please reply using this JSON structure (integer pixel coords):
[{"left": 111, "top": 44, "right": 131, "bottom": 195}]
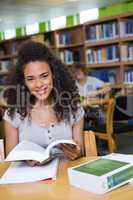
[{"left": 107, "top": 166, "right": 133, "bottom": 189}]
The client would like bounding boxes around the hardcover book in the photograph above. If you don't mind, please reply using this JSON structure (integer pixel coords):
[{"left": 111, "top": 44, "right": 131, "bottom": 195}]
[{"left": 68, "top": 153, "right": 133, "bottom": 194}]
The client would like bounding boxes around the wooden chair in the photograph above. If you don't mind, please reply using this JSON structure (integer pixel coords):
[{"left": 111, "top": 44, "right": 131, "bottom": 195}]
[
  {"left": 83, "top": 131, "right": 97, "bottom": 156},
  {"left": 84, "top": 98, "right": 116, "bottom": 153},
  {"left": 0, "top": 98, "right": 7, "bottom": 139}
]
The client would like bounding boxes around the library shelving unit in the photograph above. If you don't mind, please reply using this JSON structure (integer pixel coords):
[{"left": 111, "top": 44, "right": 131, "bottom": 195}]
[
  {"left": 84, "top": 12, "right": 133, "bottom": 86},
  {"left": 0, "top": 12, "right": 133, "bottom": 88},
  {"left": 0, "top": 36, "right": 31, "bottom": 85},
  {"left": 54, "top": 25, "right": 85, "bottom": 66}
]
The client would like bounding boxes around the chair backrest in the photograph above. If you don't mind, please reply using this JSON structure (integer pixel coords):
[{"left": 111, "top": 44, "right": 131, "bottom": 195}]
[
  {"left": 113, "top": 95, "right": 133, "bottom": 120},
  {"left": 0, "top": 98, "right": 7, "bottom": 139},
  {"left": 0, "top": 98, "right": 7, "bottom": 120},
  {"left": 105, "top": 98, "right": 115, "bottom": 135},
  {"left": 92, "top": 98, "right": 115, "bottom": 135},
  {"left": 83, "top": 131, "right": 97, "bottom": 156},
  {"left": 83, "top": 98, "right": 116, "bottom": 154}
]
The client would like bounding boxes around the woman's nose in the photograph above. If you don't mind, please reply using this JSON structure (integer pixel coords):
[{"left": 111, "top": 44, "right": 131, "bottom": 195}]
[{"left": 35, "top": 78, "right": 43, "bottom": 88}]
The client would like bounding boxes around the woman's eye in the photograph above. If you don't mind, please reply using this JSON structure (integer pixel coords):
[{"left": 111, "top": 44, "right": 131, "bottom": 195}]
[
  {"left": 41, "top": 74, "right": 48, "bottom": 78},
  {"left": 25, "top": 78, "right": 34, "bottom": 81}
]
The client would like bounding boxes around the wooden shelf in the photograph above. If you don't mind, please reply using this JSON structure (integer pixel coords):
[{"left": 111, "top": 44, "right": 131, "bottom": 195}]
[
  {"left": 57, "top": 42, "right": 84, "bottom": 49},
  {"left": 111, "top": 83, "right": 133, "bottom": 89},
  {"left": 120, "top": 35, "right": 133, "bottom": 42},
  {"left": 47, "top": 45, "right": 57, "bottom": 49},
  {"left": 122, "top": 61, "right": 133, "bottom": 66},
  {"left": 56, "top": 24, "right": 83, "bottom": 32},
  {"left": 0, "top": 54, "right": 17, "bottom": 60},
  {"left": 85, "top": 38, "right": 120, "bottom": 47},
  {"left": 119, "top": 12, "right": 133, "bottom": 19},
  {"left": 86, "top": 62, "right": 121, "bottom": 68}
]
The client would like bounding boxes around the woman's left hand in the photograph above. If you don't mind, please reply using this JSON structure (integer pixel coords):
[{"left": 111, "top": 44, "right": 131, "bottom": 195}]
[{"left": 59, "top": 143, "right": 82, "bottom": 160}]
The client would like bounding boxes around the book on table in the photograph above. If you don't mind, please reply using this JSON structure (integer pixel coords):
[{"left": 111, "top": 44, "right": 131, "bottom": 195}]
[
  {"left": 0, "top": 158, "right": 59, "bottom": 184},
  {"left": 68, "top": 153, "right": 133, "bottom": 194},
  {"left": 5, "top": 139, "right": 77, "bottom": 163}
]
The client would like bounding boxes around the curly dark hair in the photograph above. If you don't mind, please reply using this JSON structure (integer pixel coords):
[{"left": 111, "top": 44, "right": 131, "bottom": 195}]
[{"left": 4, "top": 41, "right": 80, "bottom": 122}]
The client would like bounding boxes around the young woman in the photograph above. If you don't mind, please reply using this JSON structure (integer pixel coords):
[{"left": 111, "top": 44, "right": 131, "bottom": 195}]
[{"left": 3, "top": 41, "right": 84, "bottom": 166}]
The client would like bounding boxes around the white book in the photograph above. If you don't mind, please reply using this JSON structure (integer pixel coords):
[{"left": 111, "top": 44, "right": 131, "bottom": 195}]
[
  {"left": 5, "top": 139, "right": 76, "bottom": 163},
  {"left": 0, "top": 158, "right": 59, "bottom": 184},
  {"left": 68, "top": 153, "right": 133, "bottom": 194}
]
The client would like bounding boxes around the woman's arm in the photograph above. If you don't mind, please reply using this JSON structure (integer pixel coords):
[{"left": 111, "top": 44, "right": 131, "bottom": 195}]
[
  {"left": 87, "top": 84, "right": 111, "bottom": 98},
  {"left": 59, "top": 117, "right": 84, "bottom": 160},
  {"left": 4, "top": 120, "right": 19, "bottom": 156}
]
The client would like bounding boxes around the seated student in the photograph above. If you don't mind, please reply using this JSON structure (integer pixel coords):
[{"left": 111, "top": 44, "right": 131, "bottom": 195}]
[
  {"left": 73, "top": 64, "right": 111, "bottom": 129},
  {"left": 3, "top": 41, "right": 84, "bottom": 166},
  {"left": 73, "top": 64, "right": 111, "bottom": 106}
]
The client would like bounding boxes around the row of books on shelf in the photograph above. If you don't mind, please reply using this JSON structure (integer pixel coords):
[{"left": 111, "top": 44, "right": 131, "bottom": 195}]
[
  {"left": 89, "top": 69, "right": 117, "bottom": 84},
  {"left": 55, "top": 32, "right": 72, "bottom": 46},
  {"left": 124, "top": 69, "right": 133, "bottom": 83},
  {"left": 0, "top": 60, "right": 12, "bottom": 73},
  {"left": 89, "top": 68, "right": 133, "bottom": 84},
  {"left": 54, "top": 19, "right": 133, "bottom": 45},
  {"left": 86, "top": 45, "right": 119, "bottom": 64},
  {"left": 121, "top": 43, "right": 133, "bottom": 61},
  {"left": 0, "top": 42, "right": 21, "bottom": 56},
  {"left": 59, "top": 50, "right": 80, "bottom": 64},
  {"left": 0, "top": 75, "right": 7, "bottom": 85},
  {"left": 120, "top": 18, "right": 133, "bottom": 37},
  {"left": 86, "top": 22, "right": 118, "bottom": 41},
  {"left": 86, "top": 19, "right": 133, "bottom": 42}
]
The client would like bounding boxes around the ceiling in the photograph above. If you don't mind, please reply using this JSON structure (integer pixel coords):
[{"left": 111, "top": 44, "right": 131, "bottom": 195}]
[{"left": 0, "top": 0, "right": 128, "bottom": 32}]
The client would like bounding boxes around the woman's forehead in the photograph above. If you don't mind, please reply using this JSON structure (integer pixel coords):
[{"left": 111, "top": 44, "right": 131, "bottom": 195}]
[{"left": 24, "top": 61, "right": 51, "bottom": 75}]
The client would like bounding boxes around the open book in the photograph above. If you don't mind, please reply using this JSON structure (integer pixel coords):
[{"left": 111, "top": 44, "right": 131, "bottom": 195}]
[{"left": 5, "top": 139, "right": 77, "bottom": 163}]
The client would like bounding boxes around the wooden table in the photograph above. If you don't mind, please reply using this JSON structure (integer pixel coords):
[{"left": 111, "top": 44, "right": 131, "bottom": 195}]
[{"left": 0, "top": 157, "right": 133, "bottom": 200}]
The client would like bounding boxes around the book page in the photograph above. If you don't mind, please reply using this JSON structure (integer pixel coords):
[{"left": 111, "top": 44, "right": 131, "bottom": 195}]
[
  {"left": 5, "top": 141, "right": 48, "bottom": 162},
  {"left": 0, "top": 158, "right": 59, "bottom": 184}
]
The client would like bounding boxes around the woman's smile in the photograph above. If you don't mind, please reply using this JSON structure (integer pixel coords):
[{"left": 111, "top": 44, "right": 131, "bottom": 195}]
[{"left": 35, "top": 86, "right": 48, "bottom": 96}]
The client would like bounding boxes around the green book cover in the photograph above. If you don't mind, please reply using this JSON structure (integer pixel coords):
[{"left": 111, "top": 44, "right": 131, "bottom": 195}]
[{"left": 74, "top": 158, "right": 128, "bottom": 176}]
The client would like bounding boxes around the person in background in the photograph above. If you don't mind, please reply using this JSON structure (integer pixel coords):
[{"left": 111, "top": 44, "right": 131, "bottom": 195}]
[
  {"left": 73, "top": 64, "right": 111, "bottom": 154},
  {"left": 3, "top": 41, "right": 84, "bottom": 166},
  {"left": 73, "top": 64, "right": 111, "bottom": 106}
]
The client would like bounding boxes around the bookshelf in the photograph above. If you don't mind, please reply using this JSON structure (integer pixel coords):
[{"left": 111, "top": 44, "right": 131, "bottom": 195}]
[
  {"left": 0, "top": 37, "right": 31, "bottom": 85},
  {"left": 0, "top": 12, "right": 133, "bottom": 87},
  {"left": 84, "top": 12, "right": 133, "bottom": 85},
  {"left": 54, "top": 25, "right": 85, "bottom": 65}
]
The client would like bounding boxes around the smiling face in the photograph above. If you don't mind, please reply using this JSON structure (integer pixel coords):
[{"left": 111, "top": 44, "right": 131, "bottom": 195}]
[{"left": 24, "top": 61, "right": 53, "bottom": 103}]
